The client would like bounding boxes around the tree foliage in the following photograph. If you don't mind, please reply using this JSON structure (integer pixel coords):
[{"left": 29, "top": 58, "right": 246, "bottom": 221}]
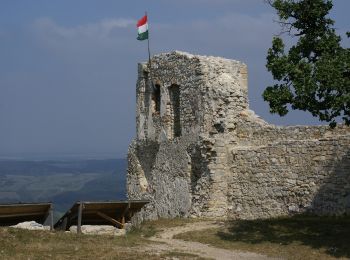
[{"left": 264, "top": 0, "right": 350, "bottom": 127}]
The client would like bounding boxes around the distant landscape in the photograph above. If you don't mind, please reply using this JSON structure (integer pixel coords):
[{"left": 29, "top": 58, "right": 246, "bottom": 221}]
[{"left": 0, "top": 159, "right": 127, "bottom": 220}]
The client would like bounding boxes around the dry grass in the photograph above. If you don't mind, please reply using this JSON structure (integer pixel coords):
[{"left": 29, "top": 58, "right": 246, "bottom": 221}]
[
  {"left": 175, "top": 215, "right": 350, "bottom": 260},
  {"left": 2, "top": 216, "right": 348, "bottom": 259},
  {"left": 0, "top": 218, "right": 202, "bottom": 260},
  {"left": 0, "top": 227, "right": 156, "bottom": 260}
]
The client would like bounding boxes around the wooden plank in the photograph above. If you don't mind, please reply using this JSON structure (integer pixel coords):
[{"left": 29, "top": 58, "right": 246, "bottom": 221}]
[
  {"left": 0, "top": 211, "right": 47, "bottom": 218},
  {"left": 96, "top": 211, "right": 123, "bottom": 228},
  {"left": 0, "top": 209, "right": 47, "bottom": 215},
  {"left": 0, "top": 206, "right": 50, "bottom": 215}
]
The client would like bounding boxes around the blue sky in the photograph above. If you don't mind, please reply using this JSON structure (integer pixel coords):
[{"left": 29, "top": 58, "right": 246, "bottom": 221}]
[{"left": 0, "top": 0, "right": 349, "bottom": 159}]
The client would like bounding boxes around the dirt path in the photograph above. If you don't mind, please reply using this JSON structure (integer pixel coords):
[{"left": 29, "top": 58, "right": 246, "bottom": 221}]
[{"left": 144, "top": 221, "right": 277, "bottom": 260}]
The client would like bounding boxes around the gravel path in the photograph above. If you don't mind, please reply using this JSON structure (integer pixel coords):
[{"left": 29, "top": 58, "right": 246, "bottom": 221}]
[{"left": 144, "top": 221, "right": 277, "bottom": 260}]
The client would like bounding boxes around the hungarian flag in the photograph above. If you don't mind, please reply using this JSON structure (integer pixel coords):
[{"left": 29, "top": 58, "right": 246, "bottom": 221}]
[{"left": 137, "top": 15, "right": 148, "bottom": 41}]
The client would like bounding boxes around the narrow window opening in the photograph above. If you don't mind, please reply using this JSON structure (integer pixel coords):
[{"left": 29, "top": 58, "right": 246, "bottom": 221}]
[
  {"left": 169, "top": 84, "right": 181, "bottom": 138},
  {"left": 152, "top": 84, "right": 161, "bottom": 114}
]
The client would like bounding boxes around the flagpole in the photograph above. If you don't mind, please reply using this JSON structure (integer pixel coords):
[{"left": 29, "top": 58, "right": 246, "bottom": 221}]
[
  {"left": 146, "top": 12, "right": 151, "bottom": 70},
  {"left": 145, "top": 11, "right": 155, "bottom": 91}
]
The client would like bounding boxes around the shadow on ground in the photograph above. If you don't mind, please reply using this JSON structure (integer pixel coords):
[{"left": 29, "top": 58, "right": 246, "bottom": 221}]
[
  {"left": 218, "top": 140, "right": 350, "bottom": 258},
  {"left": 218, "top": 215, "right": 350, "bottom": 258}
]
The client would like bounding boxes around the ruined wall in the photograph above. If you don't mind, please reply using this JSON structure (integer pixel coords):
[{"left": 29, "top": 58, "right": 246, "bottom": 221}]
[
  {"left": 129, "top": 52, "right": 206, "bottom": 220},
  {"left": 127, "top": 137, "right": 193, "bottom": 220},
  {"left": 136, "top": 52, "right": 205, "bottom": 141},
  {"left": 228, "top": 135, "right": 350, "bottom": 219},
  {"left": 127, "top": 51, "right": 350, "bottom": 221}
]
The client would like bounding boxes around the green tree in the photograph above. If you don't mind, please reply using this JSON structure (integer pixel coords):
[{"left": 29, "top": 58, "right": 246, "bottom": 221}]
[{"left": 264, "top": 0, "right": 350, "bottom": 127}]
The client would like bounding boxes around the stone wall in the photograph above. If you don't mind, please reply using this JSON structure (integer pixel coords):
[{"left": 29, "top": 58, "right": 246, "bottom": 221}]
[
  {"left": 127, "top": 136, "right": 194, "bottom": 221},
  {"left": 127, "top": 51, "right": 350, "bottom": 221},
  {"left": 228, "top": 136, "right": 350, "bottom": 219}
]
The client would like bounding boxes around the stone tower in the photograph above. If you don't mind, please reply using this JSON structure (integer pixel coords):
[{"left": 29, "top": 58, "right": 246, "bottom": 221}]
[{"left": 127, "top": 51, "right": 350, "bottom": 221}]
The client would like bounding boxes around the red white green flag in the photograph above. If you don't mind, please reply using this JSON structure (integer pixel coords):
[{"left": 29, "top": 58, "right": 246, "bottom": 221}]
[{"left": 137, "top": 15, "right": 148, "bottom": 41}]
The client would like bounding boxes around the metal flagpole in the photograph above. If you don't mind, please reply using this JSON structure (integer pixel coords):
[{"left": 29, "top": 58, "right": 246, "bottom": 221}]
[
  {"left": 146, "top": 12, "right": 151, "bottom": 68},
  {"left": 145, "top": 11, "right": 155, "bottom": 91}
]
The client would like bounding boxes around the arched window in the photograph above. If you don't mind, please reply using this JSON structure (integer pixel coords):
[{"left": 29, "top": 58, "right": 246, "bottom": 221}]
[
  {"left": 151, "top": 84, "right": 161, "bottom": 114},
  {"left": 169, "top": 84, "right": 181, "bottom": 138}
]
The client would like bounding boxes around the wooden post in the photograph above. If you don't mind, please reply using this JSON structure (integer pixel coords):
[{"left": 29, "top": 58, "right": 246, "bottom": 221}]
[
  {"left": 77, "top": 202, "right": 83, "bottom": 234},
  {"left": 121, "top": 202, "right": 130, "bottom": 228},
  {"left": 62, "top": 217, "right": 68, "bottom": 231},
  {"left": 49, "top": 204, "right": 54, "bottom": 231}
]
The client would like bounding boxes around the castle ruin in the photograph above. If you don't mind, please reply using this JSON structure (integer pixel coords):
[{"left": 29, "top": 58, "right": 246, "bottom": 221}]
[{"left": 127, "top": 51, "right": 350, "bottom": 221}]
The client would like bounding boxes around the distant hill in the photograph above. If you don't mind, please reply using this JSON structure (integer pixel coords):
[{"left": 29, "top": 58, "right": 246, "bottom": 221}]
[{"left": 0, "top": 159, "right": 127, "bottom": 219}]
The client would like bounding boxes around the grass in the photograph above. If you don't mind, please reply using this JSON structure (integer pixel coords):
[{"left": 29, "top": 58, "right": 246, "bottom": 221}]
[
  {"left": 175, "top": 215, "right": 350, "bottom": 260},
  {"left": 2, "top": 216, "right": 349, "bottom": 259},
  {"left": 0, "top": 217, "right": 202, "bottom": 260},
  {"left": 0, "top": 227, "right": 155, "bottom": 260}
]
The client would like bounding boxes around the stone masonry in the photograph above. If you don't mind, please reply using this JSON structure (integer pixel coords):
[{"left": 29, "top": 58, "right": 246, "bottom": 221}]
[{"left": 127, "top": 51, "right": 350, "bottom": 221}]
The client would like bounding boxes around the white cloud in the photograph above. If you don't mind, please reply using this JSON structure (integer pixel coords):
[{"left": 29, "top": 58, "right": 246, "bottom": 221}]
[
  {"left": 32, "top": 17, "right": 135, "bottom": 41},
  {"left": 150, "top": 12, "right": 279, "bottom": 60},
  {"left": 31, "top": 12, "right": 279, "bottom": 56},
  {"left": 30, "top": 17, "right": 141, "bottom": 59},
  {"left": 29, "top": 13, "right": 280, "bottom": 76}
]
